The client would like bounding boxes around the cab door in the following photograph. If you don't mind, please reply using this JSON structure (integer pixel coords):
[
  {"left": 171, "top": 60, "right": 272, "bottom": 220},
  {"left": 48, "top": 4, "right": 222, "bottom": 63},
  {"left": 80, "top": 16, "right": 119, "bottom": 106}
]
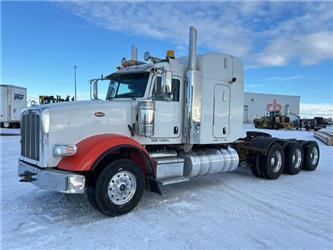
[
  {"left": 213, "top": 84, "right": 230, "bottom": 138},
  {"left": 151, "top": 76, "right": 182, "bottom": 138}
]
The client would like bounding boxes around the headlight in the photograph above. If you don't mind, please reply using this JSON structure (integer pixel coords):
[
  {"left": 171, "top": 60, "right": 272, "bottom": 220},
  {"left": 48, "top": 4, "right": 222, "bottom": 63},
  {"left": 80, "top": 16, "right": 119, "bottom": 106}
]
[
  {"left": 42, "top": 109, "right": 50, "bottom": 135},
  {"left": 53, "top": 145, "right": 77, "bottom": 157}
]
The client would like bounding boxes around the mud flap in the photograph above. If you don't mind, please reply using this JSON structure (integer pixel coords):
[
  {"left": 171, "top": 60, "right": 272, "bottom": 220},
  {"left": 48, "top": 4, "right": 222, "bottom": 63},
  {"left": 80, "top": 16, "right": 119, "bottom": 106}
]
[{"left": 145, "top": 177, "right": 162, "bottom": 195}]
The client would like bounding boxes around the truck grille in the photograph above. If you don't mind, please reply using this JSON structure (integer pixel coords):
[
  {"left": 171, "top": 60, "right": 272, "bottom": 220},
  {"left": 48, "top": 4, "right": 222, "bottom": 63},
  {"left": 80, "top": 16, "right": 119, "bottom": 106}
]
[{"left": 21, "top": 110, "right": 41, "bottom": 161}]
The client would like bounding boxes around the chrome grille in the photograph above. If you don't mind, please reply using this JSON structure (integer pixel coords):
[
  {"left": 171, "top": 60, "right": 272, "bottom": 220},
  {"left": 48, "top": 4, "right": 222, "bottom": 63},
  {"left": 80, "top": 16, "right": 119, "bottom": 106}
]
[{"left": 21, "top": 110, "right": 41, "bottom": 161}]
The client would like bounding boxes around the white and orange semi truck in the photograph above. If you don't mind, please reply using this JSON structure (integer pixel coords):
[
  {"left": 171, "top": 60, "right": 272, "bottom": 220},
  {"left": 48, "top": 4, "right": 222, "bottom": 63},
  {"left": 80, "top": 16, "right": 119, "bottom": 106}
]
[{"left": 18, "top": 27, "right": 320, "bottom": 216}]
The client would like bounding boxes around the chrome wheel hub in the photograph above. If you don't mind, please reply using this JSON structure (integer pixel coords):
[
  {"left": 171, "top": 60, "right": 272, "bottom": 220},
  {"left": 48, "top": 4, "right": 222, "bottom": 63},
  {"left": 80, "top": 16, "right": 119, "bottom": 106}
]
[
  {"left": 292, "top": 148, "right": 302, "bottom": 169},
  {"left": 310, "top": 147, "right": 319, "bottom": 166},
  {"left": 271, "top": 151, "right": 283, "bottom": 173},
  {"left": 108, "top": 170, "right": 137, "bottom": 205}
]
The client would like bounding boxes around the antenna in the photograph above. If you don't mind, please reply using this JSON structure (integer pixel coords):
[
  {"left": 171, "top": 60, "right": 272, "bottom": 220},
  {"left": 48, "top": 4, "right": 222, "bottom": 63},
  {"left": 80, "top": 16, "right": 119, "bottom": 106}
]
[
  {"left": 100, "top": 40, "right": 104, "bottom": 77},
  {"left": 74, "top": 65, "right": 77, "bottom": 100}
]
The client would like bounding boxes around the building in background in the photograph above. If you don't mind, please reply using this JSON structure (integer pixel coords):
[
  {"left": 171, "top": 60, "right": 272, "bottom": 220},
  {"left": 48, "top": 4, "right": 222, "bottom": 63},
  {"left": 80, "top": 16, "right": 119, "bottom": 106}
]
[{"left": 243, "top": 92, "right": 300, "bottom": 123}]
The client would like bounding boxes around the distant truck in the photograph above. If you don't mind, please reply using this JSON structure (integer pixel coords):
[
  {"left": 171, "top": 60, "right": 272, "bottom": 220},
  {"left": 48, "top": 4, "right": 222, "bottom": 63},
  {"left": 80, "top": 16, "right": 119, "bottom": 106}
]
[
  {"left": 0, "top": 84, "right": 27, "bottom": 128},
  {"left": 299, "top": 117, "right": 326, "bottom": 131}
]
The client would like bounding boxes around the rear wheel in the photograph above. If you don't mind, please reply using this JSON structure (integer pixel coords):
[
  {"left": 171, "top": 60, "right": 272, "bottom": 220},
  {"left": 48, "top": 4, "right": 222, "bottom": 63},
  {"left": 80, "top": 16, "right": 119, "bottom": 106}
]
[
  {"left": 284, "top": 143, "right": 303, "bottom": 175},
  {"left": 87, "top": 159, "right": 144, "bottom": 216},
  {"left": 250, "top": 155, "right": 262, "bottom": 178},
  {"left": 259, "top": 144, "right": 285, "bottom": 179},
  {"left": 303, "top": 141, "right": 320, "bottom": 171}
]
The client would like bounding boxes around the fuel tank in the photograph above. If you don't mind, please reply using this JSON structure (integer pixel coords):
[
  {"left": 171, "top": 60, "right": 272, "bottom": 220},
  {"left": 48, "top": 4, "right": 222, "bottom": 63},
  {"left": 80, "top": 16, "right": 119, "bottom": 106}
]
[{"left": 180, "top": 147, "right": 239, "bottom": 178}]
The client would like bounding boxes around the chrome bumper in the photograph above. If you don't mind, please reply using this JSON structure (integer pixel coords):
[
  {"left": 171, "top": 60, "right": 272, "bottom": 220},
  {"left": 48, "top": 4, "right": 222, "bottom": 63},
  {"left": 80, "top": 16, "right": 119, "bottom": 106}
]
[{"left": 18, "top": 160, "right": 85, "bottom": 194}]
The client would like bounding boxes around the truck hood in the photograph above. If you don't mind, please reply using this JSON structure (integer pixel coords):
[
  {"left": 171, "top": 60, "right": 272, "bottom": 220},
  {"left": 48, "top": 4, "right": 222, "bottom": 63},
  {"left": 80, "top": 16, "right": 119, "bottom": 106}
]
[
  {"left": 38, "top": 99, "right": 134, "bottom": 110},
  {"left": 44, "top": 99, "right": 136, "bottom": 167}
]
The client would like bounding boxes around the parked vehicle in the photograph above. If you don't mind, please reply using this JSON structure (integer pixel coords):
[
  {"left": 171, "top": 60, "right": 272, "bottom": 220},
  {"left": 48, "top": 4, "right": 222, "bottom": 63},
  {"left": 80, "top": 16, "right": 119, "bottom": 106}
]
[
  {"left": 253, "top": 111, "right": 294, "bottom": 130},
  {"left": 39, "top": 95, "right": 74, "bottom": 104},
  {"left": 18, "top": 27, "right": 320, "bottom": 216},
  {"left": 299, "top": 117, "right": 326, "bottom": 131},
  {"left": 0, "top": 84, "right": 27, "bottom": 128}
]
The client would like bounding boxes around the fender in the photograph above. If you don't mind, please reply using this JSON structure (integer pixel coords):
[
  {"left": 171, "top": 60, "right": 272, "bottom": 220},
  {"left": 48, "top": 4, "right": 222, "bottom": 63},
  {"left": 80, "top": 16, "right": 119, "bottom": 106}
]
[
  {"left": 57, "top": 134, "right": 151, "bottom": 173},
  {"left": 244, "top": 136, "right": 281, "bottom": 155}
]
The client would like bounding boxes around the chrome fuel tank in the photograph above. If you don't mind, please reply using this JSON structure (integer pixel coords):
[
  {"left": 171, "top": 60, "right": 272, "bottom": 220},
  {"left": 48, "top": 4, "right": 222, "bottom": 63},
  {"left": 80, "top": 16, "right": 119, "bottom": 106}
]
[
  {"left": 137, "top": 100, "right": 155, "bottom": 136},
  {"left": 181, "top": 147, "right": 239, "bottom": 178}
]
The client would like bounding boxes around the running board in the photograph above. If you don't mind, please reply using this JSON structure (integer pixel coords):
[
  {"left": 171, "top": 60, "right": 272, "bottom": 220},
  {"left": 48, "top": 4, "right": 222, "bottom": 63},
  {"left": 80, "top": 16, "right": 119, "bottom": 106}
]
[{"left": 157, "top": 176, "right": 190, "bottom": 186}]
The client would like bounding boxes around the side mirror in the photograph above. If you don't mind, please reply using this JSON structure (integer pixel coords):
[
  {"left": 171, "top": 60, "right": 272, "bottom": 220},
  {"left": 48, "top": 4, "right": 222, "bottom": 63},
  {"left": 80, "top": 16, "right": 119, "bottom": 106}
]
[
  {"left": 144, "top": 51, "right": 151, "bottom": 61},
  {"left": 162, "top": 70, "right": 172, "bottom": 96},
  {"left": 92, "top": 80, "right": 98, "bottom": 99}
]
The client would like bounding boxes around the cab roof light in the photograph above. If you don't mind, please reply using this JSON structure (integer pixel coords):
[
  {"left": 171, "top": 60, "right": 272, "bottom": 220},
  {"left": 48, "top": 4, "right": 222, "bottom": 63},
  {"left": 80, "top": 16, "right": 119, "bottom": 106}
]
[{"left": 166, "top": 50, "right": 175, "bottom": 59}]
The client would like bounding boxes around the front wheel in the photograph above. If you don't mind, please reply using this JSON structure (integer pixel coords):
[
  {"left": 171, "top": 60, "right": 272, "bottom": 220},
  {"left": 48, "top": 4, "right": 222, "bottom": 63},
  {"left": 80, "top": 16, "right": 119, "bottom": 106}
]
[{"left": 88, "top": 159, "right": 144, "bottom": 216}]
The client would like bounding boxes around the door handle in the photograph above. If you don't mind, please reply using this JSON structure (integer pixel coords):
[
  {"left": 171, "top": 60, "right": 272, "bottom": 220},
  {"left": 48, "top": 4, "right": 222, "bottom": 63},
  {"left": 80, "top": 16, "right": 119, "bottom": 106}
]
[{"left": 174, "top": 126, "right": 179, "bottom": 134}]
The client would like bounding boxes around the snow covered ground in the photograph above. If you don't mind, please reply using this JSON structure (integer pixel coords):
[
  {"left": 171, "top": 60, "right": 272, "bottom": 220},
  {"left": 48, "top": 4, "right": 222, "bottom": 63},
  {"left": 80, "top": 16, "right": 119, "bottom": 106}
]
[
  {"left": 0, "top": 128, "right": 20, "bottom": 135},
  {"left": 1, "top": 125, "right": 332, "bottom": 249}
]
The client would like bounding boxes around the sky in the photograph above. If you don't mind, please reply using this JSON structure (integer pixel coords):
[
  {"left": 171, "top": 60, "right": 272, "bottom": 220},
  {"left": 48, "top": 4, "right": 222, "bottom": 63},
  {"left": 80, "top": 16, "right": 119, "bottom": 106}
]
[{"left": 2, "top": 1, "right": 333, "bottom": 117}]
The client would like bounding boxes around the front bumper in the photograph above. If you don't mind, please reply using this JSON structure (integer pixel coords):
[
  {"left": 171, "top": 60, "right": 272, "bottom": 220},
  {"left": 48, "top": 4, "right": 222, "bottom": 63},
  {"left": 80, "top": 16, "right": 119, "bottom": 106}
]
[{"left": 18, "top": 160, "right": 85, "bottom": 194}]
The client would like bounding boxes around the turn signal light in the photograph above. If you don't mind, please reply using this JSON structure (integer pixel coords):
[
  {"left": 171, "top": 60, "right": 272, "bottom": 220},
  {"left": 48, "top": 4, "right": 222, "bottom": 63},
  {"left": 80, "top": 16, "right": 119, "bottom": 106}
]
[{"left": 53, "top": 145, "right": 77, "bottom": 157}]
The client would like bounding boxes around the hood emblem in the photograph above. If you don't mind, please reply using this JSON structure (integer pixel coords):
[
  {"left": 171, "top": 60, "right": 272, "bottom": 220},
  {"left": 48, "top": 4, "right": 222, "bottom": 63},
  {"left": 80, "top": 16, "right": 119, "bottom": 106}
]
[{"left": 94, "top": 112, "right": 105, "bottom": 117}]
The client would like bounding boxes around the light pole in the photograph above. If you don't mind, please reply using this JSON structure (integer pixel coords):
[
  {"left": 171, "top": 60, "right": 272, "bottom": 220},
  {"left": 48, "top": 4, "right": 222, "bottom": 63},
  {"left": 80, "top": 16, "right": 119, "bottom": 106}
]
[{"left": 74, "top": 65, "right": 77, "bottom": 100}]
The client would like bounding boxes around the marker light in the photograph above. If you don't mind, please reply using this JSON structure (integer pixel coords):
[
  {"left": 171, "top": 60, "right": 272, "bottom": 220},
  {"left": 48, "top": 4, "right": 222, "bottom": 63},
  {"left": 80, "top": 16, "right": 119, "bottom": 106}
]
[
  {"left": 53, "top": 144, "right": 77, "bottom": 157},
  {"left": 42, "top": 109, "right": 50, "bottom": 136},
  {"left": 166, "top": 50, "right": 175, "bottom": 59}
]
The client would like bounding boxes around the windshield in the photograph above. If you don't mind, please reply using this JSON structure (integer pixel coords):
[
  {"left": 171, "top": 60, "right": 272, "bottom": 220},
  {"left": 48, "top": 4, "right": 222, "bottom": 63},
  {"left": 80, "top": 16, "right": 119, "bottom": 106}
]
[{"left": 106, "top": 72, "right": 149, "bottom": 100}]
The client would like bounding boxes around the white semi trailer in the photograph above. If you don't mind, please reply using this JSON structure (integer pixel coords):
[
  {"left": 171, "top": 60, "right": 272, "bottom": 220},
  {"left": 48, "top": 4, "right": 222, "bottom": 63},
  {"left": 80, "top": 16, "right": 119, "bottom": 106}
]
[
  {"left": 18, "top": 27, "right": 320, "bottom": 216},
  {"left": 0, "top": 84, "right": 27, "bottom": 128}
]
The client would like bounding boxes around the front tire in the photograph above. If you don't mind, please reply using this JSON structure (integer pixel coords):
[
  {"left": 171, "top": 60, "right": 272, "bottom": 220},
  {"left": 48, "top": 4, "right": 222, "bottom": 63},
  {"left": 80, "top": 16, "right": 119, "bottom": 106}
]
[{"left": 88, "top": 159, "right": 144, "bottom": 216}]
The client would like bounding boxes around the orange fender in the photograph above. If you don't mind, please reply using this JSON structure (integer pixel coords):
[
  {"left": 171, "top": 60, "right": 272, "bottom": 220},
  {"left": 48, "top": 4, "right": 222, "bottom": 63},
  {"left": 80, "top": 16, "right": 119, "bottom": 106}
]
[{"left": 57, "top": 134, "right": 151, "bottom": 173}]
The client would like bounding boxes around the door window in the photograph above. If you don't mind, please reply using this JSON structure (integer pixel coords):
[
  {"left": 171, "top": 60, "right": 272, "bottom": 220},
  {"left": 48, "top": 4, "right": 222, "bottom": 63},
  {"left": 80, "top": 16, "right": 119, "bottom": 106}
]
[{"left": 152, "top": 77, "right": 180, "bottom": 102}]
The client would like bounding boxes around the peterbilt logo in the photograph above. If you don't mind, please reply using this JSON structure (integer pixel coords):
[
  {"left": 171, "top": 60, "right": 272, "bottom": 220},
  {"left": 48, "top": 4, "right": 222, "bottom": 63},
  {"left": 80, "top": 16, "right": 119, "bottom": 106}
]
[
  {"left": 94, "top": 112, "right": 105, "bottom": 117},
  {"left": 267, "top": 99, "right": 281, "bottom": 112}
]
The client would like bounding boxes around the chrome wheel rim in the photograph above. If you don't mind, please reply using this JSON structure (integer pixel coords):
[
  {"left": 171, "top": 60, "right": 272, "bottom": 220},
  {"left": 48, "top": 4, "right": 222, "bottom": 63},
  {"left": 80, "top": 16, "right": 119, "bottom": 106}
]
[
  {"left": 108, "top": 170, "right": 137, "bottom": 205},
  {"left": 310, "top": 147, "right": 319, "bottom": 166},
  {"left": 292, "top": 148, "right": 302, "bottom": 169},
  {"left": 271, "top": 151, "right": 283, "bottom": 173}
]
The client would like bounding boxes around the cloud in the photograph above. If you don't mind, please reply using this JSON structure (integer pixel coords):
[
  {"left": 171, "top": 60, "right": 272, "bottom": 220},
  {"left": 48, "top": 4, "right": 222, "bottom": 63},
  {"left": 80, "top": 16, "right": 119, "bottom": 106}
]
[
  {"left": 58, "top": 1, "right": 333, "bottom": 67},
  {"left": 255, "top": 31, "right": 333, "bottom": 66},
  {"left": 245, "top": 83, "right": 266, "bottom": 89},
  {"left": 300, "top": 103, "right": 333, "bottom": 118},
  {"left": 266, "top": 75, "right": 301, "bottom": 81}
]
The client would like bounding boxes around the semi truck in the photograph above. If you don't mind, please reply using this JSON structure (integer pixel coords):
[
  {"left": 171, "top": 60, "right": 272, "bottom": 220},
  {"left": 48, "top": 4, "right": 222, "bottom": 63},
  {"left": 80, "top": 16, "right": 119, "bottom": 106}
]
[
  {"left": 18, "top": 27, "right": 320, "bottom": 216},
  {"left": 0, "top": 84, "right": 27, "bottom": 128}
]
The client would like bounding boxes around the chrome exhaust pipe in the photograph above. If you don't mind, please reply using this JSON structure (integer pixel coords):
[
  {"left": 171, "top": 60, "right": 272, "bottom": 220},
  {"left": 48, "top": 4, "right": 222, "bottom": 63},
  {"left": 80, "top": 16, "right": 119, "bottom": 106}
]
[
  {"left": 188, "top": 26, "right": 197, "bottom": 71},
  {"left": 184, "top": 26, "right": 201, "bottom": 145},
  {"left": 131, "top": 45, "right": 138, "bottom": 61}
]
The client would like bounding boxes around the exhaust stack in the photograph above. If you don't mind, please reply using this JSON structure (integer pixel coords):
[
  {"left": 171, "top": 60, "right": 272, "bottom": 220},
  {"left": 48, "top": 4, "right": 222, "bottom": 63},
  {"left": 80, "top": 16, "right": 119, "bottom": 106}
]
[
  {"left": 184, "top": 26, "right": 202, "bottom": 145},
  {"left": 131, "top": 45, "right": 138, "bottom": 61},
  {"left": 188, "top": 26, "right": 197, "bottom": 71}
]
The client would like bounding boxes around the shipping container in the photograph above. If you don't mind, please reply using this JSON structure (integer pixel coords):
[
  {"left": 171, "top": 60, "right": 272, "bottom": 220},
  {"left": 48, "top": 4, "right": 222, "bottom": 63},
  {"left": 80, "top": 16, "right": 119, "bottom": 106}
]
[{"left": 0, "top": 84, "right": 27, "bottom": 128}]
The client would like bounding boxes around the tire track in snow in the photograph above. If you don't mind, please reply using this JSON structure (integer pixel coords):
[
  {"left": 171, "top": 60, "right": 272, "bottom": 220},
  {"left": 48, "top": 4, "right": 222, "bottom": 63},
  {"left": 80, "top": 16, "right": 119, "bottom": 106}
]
[{"left": 222, "top": 183, "right": 332, "bottom": 243}]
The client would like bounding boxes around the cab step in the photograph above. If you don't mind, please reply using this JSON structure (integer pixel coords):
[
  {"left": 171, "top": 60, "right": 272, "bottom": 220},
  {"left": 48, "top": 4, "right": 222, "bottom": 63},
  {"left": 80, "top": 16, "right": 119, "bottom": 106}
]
[{"left": 157, "top": 176, "right": 190, "bottom": 186}]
